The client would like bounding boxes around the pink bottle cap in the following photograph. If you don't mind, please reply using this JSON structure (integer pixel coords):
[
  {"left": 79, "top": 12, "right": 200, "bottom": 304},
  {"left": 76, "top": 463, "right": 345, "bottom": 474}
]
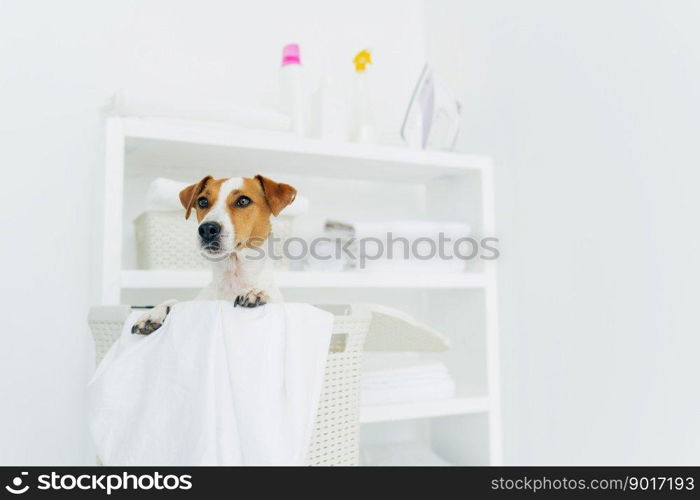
[{"left": 281, "top": 43, "right": 301, "bottom": 66}]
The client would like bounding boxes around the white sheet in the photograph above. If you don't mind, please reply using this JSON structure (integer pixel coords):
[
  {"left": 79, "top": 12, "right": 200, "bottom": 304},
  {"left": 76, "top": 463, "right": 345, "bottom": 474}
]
[
  {"left": 360, "top": 353, "right": 456, "bottom": 406},
  {"left": 323, "top": 219, "right": 472, "bottom": 273},
  {"left": 361, "top": 379, "right": 456, "bottom": 406},
  {"left": 87, "top": 301, "right": 333, "bottom": 465}
]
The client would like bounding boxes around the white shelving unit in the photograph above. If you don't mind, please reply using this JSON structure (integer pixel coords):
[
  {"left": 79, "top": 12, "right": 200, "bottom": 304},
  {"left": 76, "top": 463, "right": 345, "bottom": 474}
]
[
  {"left": 120, "top": 270, "right": 488, "bottom": 290},
  {"left": 359, "top": 397, "right": 490, "bottom": 424},
  {"left": 99, "top": 116, "right": 502, "bottom": 465}
]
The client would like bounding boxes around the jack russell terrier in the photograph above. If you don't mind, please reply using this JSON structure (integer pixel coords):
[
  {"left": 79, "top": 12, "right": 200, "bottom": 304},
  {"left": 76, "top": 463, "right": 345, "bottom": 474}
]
[{"left": 132, "top": 174, "right": 297, "bottom": 335}]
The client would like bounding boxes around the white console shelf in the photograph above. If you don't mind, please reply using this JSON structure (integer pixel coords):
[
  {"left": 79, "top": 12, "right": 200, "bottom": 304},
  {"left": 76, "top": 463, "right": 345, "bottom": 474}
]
[
  {"left": 99, "top": 116, "right": 502, "bottom": 465},
  {"left": 121, "top": 116, "right": 491, "bottom": 182},
  {"left": 120, "top": 270, "right": 488, "bottom": 290},
  {"left": 360, "top": 397, "right": 490, "bottom": 424}
]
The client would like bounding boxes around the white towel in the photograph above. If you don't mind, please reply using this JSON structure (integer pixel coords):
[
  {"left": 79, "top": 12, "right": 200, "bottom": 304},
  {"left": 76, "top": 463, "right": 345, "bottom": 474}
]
[
  {"left": 87, "top": 301, "right": 333, "bottom": 465},
  {"left": 145, "top": 177, "right": 310, "bottom": 215},
  {"left": 361, "top": 354, "right": 456, "bottom": 406},
  {"left": 325, "top": 219, "right": 471, "bottom": 241},
  {"left": 360, "top": 379, "right": 456, "bottom": 406},
  {"left": 145, "top": 177, "right": 190, "bottom": 212},
  {"left": 324, "top": 219, "right": 471, "bottom": 272},
  {"left": 362, "top": 364, "right": 451, "bottom": 387},
  {"left": 361, "top": 442, "right": 453, "bottom": 466}
]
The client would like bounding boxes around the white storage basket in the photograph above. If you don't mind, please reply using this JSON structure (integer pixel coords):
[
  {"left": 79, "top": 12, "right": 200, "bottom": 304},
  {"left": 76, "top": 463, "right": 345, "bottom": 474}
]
[
  {"left": 88, "top": 304, "right": 371, "bottom": 466},
  {"left": 135, "top": 211, "right": 205, "bottom": 270},
  {"left": 134, "top": 211, "right": 293, "bottom": 270}
]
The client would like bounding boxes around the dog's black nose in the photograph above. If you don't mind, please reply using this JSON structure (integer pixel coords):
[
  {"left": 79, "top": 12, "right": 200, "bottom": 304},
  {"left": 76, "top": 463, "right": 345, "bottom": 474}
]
[{"left": 198, "top": 222, "right": 221, "bottom": 242}]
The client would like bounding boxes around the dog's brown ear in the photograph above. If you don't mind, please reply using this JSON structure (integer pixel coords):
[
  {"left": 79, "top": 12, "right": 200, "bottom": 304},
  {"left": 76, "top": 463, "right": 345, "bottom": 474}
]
[
  {"left": 255, "top": 175, "right": 297, "bottom": 216},
  {"left": 179, "top": 176, "right": 213, "bottom": 219}
]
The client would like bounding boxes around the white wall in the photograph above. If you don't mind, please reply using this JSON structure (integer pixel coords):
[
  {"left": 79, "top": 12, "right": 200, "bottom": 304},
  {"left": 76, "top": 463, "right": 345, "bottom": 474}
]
[
  {"left": 424, "top": 0, "right": 700, "bottom": 464},
  {"left": 0, "top": 1, "right": 130, "bottom": 465},
  {"left": 7, "top": 0, "right": 694, "bottom": 467},
  {"left": 120, "top": 0, "right": 425, "bottom": 145},
  {"left": 0, "top": 0, "right": 424, "bottom": 464}
]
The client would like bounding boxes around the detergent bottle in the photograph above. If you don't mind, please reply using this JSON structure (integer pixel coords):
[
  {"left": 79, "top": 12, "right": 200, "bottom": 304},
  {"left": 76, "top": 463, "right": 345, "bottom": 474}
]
[
  {"left": 279, "top": 43, "right": 306, "bottom": 136},
  {"left": 349, "top": 49, "right": 375, "bottom": 143},
  {"left": 310, "top": 74, "right": 347, "bottom": 141}
]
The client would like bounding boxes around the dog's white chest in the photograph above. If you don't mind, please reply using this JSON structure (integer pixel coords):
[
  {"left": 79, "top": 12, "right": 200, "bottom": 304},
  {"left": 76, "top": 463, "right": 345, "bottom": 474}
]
[{"left": 216, "top": 268, "right": 247, "bottom": 299}]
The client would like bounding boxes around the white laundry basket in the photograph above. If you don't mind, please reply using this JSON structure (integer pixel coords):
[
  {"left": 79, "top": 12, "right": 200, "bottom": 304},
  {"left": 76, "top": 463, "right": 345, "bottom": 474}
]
[
  {"left": 88, "top": 304, "right": 370, "bottom": 466},
  {"left": 87, "top": 303, "right": 449, "bottom": 465},
  {"left": 134, "top": 211, "right": 294, "bottom": 270}
]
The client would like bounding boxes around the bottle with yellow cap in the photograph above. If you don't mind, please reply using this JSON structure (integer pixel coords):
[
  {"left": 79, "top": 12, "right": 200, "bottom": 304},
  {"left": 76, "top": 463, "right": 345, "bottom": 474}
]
[{"left": 350, "top": 49, "right": 376, "bottom": 143}]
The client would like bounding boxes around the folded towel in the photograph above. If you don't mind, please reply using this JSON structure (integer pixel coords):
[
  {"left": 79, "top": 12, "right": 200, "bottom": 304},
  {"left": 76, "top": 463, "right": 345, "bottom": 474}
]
[
  {"left": 361, "top": 379, "right": 456, "bottom": 406},
  {"left": 324, "top": 219, "right": 470, "bottom": 272},
  {"left": 361, "top": 354, "right": 456, "bottom": 406},
  {"left": 362, "top": 361, "right": 450, "bottom": 386},
  {"left": 361, "top": 442, "right": 452, "bottom": 466},
  {"left": 87, "top": 301, "right": 333, "bottom": 465},
  {"left": 325, "top": 219, "right": 471, "bottom": 241},
  {"left": 145, "top": 177, "right": 189, "bottom": 212},
  {"left": 146, "top": 177, "right": 310, "bottom": 215},
  {"left": 112, "top": 96, "right": 293, "bottom": 130}
]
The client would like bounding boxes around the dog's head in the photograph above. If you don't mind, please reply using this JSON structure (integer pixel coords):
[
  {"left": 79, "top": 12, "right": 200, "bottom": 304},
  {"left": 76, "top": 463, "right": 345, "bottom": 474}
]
[{"left": 179, "top": 175, "right": 296, "bottom": 258}]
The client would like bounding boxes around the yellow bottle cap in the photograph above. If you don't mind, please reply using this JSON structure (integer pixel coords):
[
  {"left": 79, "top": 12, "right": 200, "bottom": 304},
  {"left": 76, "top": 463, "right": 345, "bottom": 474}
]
[{"left": 353, "top": 49, "right": 372, "bottom": 72}]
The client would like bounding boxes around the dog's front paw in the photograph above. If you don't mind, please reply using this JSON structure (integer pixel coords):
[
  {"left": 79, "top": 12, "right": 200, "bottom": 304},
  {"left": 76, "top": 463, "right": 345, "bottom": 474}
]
[
  {"left": 131, "top": 301, "right": 175, "bottom": 335},
  {"left": 234, "top": 288, "right": 269, "bottom": 308}
]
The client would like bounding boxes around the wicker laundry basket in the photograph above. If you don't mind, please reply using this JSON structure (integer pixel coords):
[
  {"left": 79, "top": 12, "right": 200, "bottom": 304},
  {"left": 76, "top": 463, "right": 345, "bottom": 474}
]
[
  {"left": 88, "top": 304, "right": 370, "bottom": 466},
  {"left": 134, "top": 211, "right": 293, "bottom": 271}
]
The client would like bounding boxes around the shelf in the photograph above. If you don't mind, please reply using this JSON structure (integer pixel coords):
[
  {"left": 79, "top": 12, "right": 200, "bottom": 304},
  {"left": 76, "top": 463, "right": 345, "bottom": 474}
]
[
  {"left": 102, "top": 116, "right": 502, "bottom": 464},
  {"left": 120, "top": 117, "right": 491, "bottom": 183},
  {"left": 359, "top": 397, "right": 490, "bottom": 424},
  {"left": 121, "top": 270, "right": 211, "bottom": 289},
  {"left": 120, "top": 270, "right": 487, "bottom": 290}
]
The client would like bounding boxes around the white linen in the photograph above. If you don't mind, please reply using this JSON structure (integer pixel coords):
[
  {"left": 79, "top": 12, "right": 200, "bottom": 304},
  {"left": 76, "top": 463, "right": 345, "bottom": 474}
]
[
  {"left": 326, "top": 219, "right": 471, "bottom": 240},
  {"left": 88, "top": 301, "right": 333, "bottom": 465},
  {"left": 361, "top": 353, "right": 456, "bottom": 406},
  {"left": 361, "top": 442, "right": 452, "bottom": 466},
  {"left": 361, "top": 379, "right": 456, "bottom": 406},
  {"left": 324, "top": 219, "right": 471, "bottom": 272},
  {"left": 145, "top": 177, "right": 189, "bottom": 212}
]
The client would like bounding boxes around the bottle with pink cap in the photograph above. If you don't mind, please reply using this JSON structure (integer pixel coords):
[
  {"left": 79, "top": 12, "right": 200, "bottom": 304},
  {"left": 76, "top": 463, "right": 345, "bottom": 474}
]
[{"left": 279, "top": 43, "right": 306, "bottom": 136}]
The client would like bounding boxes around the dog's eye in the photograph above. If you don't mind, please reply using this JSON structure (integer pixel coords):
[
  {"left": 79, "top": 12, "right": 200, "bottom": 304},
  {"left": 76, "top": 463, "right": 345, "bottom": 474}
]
[
  {"left": 197, "top": 197, "right": 209, "bottom": 208},
  {"left": 235, "top": 196, "right": 251, "bottom": 208}
]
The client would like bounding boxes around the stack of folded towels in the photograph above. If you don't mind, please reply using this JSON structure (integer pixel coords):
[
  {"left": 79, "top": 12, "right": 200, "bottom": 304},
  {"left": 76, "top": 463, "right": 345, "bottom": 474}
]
[
  {"left": 361, "top": 353, "right": 456, "bottom": 406},
  {"left": 324, "top": 219, "right": 471, "bottom": 273}
]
